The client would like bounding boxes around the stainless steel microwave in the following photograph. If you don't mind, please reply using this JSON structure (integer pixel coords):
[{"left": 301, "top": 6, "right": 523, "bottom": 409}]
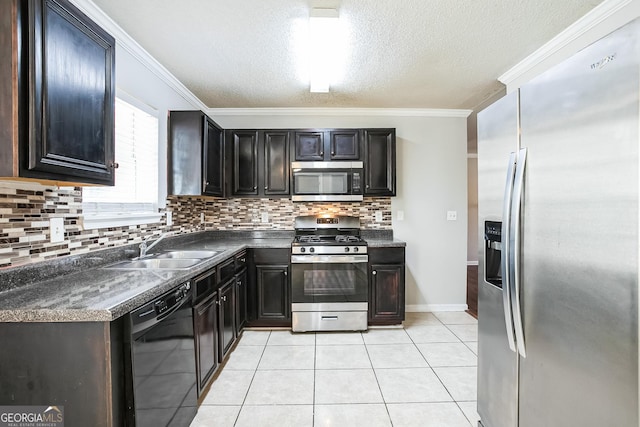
[{"left": 291, "top": 161, "right": 363, "bottom": 202}]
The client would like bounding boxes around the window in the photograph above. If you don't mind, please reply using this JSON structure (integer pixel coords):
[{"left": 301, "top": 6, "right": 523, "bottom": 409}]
[{"left": 83, "top": 96, "right": 160, "bottom": 229}]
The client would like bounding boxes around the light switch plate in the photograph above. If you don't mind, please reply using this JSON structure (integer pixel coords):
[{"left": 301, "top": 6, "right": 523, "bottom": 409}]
[
  {"left": 200, "top": 213, "right": 205, "bottom": 223},
  {"left": 50, "top": 217, "right": 64, "bottom": 243},
  {"left": 447, "top": 211, "right": 457, "bottom": 221},
  {"left": 397, "top": 210, "right": 405, "bottom": 221},
  {"left": 261, "top": 212, "right": 269, "bottom": 223},
  {"left": 375, "top": 211, "right": 383, "bottom": 222},
  {"left": 166, "top": 211, "right": 173, "bottom": 226}
]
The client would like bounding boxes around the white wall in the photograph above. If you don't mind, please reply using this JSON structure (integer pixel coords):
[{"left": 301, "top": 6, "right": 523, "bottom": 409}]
[{"left": 211, "top": 112, "right": 469, "bottom": 311}]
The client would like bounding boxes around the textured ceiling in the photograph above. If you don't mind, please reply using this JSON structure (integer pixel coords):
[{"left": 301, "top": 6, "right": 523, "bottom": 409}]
[{"left": 91, "top": 0, "right": 605, "bottom": 109}]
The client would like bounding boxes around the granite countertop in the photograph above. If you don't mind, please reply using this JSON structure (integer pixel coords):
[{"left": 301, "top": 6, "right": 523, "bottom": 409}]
[{"left": 0, "top": 231, "right": 404, "bottom": 323}]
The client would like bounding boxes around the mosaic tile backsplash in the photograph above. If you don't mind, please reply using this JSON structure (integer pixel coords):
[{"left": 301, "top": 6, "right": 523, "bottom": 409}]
[{"left": 0, "top": 180, "right": 391, "bottom": 268}]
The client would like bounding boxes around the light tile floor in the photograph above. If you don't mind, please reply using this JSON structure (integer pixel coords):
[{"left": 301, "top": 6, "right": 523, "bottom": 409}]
[{"left": 190, "top": 312, "right": 479, "bottom": 427}]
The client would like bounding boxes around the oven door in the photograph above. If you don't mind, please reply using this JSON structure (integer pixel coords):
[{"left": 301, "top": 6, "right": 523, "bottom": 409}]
[{"left": 290, "top": 254, "right": 368, "bottom": 305}]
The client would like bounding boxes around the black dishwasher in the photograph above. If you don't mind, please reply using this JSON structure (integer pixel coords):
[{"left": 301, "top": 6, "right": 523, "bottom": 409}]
[{"left": 126, "top": 281, "right": 196, "bottom": 427}]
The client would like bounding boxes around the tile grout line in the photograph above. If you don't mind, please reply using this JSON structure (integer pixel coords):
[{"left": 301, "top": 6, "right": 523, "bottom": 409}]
[
  {"left": 362, "top": 331, "right": 395, "bottom": 426},
  {"left": 233, "top": 330, "right": 271, "bottom": 427}
]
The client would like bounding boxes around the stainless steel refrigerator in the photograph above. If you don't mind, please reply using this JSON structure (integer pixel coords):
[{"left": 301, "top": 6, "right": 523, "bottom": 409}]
[{"left": 477, "top": 18, "right": 639, "bottom": 427}]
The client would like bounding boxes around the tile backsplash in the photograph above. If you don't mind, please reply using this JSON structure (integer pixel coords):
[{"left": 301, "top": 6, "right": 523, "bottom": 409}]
[{"left": 0, "top": 180, "right": 391, "bottom": 268}]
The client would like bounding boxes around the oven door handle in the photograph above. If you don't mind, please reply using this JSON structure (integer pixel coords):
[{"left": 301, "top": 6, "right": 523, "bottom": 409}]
[{"left": 291, "top": 255, "right": 369, "bottom": 264}]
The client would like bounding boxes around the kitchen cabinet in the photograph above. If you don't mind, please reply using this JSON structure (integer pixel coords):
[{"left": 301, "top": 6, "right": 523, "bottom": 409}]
[
  {"left": 227, "top": 130, "right": 259, "bottom": 196},
  {"left": 169, "top": 111, "right": 224, "bottom": 196},
  {"left": 248, "top": 248, "right": 291, "bottom": 327},
  {"left": 294, "top": 129, "right": 360, "bottom": 161},
  {"left": 262, "top": 131, "right": 290, "bottom": 195},
  {"left": 218, "top": 279, "right": 236, "bottom": 360},
  {"left": 363, "top": 129, "right": 396, "bottom": 196},
  {"left": 0, "top": 0, "right": 116, "bottom": 185},
  {"left": 194, "top": 290, "right": 219, "bottom": 396},
  {"left": 368, "top": 247, "right": 405, "bottom": 325},
  {"left": 235, "top": 252, "right": 248, "bottom": 334},
  {"left": 193, "top": 268, "right": 219, "bottom": 396},
  {"left": 226, "top": 130, "right": 290, "bottom": 197}
]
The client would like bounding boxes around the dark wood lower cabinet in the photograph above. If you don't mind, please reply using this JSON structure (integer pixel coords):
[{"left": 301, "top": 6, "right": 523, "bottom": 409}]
[
  {"left": 368, "top": 247, "right": 406, "bottom": 325},
  {"left": 248, "top": 248, "right": 291, "bottom": 327},
  {"left": 218, "top": 280, "right": 236, "bottom": 360},
  {"left": 194, "top": 291, "right": 219, "bottom": 396},
  {"left": 235, "top": 269, "right": 248, "bottom": 334}
]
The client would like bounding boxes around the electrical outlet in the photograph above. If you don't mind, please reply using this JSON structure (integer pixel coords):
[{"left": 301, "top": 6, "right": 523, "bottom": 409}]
[
  {"left": 375, "top": 211, "right": 383, "bottom": 222},
  {"left": 200, "top": 212, "right": 205, "bottom": 223},
  {"left": 397, "top": 210, "right": 405, "bottom": 221},
  {"left": 447, "top": 210, "right": 457, "bottom": 221},
  {"left": 50, "top": 217, "right": 64, "bottom": 243},
  {"left": 166, "top": 211, "right": 173, "bottom": 226},
  {"left": 261, "top": 212, "right": 269, "bottom": 223}
]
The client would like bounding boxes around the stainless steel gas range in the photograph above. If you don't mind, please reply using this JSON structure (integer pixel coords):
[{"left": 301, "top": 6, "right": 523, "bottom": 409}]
[{"left": 291, "top": 215, "right": 368, "bottom": 332}]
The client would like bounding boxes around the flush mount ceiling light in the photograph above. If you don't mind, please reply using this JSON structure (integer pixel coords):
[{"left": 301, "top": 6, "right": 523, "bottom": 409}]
[{"left": 309, "top": 8, "right": 339, "bottom": 93}]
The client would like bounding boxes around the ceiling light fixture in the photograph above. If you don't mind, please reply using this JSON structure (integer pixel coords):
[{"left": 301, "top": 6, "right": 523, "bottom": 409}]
[{"left": 309, "top": 8, "right": 339, "bottom": 93}]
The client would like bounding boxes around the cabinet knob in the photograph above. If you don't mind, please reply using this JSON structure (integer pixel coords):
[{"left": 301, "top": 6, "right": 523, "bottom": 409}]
[
  {"left": 223, "top": 296, "right": 227, "bottom": 302},
  {"left": 366, "top": 185, "right": 370, "bottom": 189},
  {"left": 265, "top": 186, "right": 268, "bottom": 190},
  {"left": 372, "top": 271, "right": 377, "bottom": 276},
  {"left": 206, "top": 181, "right": 209, "bottom": 185},
  {"left": 331, "top": 151, "right": 335, "bottom": 156},
  {"left": 110, "top": 162, "right": 119, "bottom": 169},
  {"left": 253, "top": 186, "right": 257, "bottom": 190},
  {"left": 284, "top": 271, "right": 288, "bottom": 276}
]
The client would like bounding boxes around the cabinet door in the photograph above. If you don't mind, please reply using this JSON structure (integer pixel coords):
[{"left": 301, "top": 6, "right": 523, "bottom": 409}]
[
  {"left": 26, "top": 0, "right": 115, "bottom": 185},
  {"left": 218, "top": 280, "right": 236, "bottom": 360},
  {"left": 194, "top": 292, "right": 218, "bottom": 396},
  {"left": 231, "top": 130, "right": 258, "bottom": 195},
  {"left": 256, "top": 265, "right": 290, "bottom": 324},
  {"left": 369, "top": 263, "right": 405, "bottom": 324},
  {"left": 203, "top": 118, "right": 224, "bottom": 196},
  {"left": 294, "top": 131, "right": 324, "bottom": 161},
  {"left": 329, "top": 130, "right": 360, "bottom": 160},
  {"left": 364, "top": 129, "right": 396, "bottom": 196},
  {"left": 235, "top": 269, "right": 248, "bottom": 334},
  {"left": 263, "top": 131, "right": 290, "bottom": 195}
]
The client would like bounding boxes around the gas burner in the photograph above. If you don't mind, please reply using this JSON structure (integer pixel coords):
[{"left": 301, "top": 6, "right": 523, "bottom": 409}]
[
  {"left": 296, "top": 236, "right": 322, "bottom": 243},
  {"left": 335, "top": 235, "right": 362, "bottom": 243}
]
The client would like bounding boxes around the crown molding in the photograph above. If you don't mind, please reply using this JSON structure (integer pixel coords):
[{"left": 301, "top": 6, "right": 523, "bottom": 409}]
[
  {"left": 499, "top": 0, "right": 635, "bottom": 88},
  {"left": 70, "top": 0, "right": 207, "bottom": 111},
  {"left": 206, "top": 108, "right": 472, "bottom": 118}
]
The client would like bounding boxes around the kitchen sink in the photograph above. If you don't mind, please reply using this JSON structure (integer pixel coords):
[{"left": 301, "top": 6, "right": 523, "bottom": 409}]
[
  {"left": 155, "top": 250, "right": 219, "bottom": 259},
  {"left": 107, "top": 258, "right": 202, "bottom": 270}
]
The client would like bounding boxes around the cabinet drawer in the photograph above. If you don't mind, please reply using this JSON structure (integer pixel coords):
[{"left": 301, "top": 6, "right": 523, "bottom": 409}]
[
  {"left": 218, "top": 257, "right": 235, "bottom": 284},
  {"left": 235, "top": 251, "right": 247, "bottom": 272}
]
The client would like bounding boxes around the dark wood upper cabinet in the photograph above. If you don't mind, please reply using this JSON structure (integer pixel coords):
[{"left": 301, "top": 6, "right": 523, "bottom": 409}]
[
  {"left": 168, "top": 111, "right": 224, "bottom": 196},
  {"left": 294, "top": 129, "right": 361, "bottom": 161},
  {"left": 0, "top": 0, "right": 116, "bottom": 185},
  {"left": 263, "top": 131, "right": 290, "bottom": 195},
  {"left": 294, "top": 131, "right": 325, "bottom": 161},
  {"left": 203, "top": 118, "right": 224, "bottom": 196},
  {"left": 364, "top": 129, "right": 396, "bottom": 196},
  {"left": 329, "top": 130, "right": 360, "bottom": 160},
  {"left": 229, "top": 130, "right": 259, "bottom": 196}
]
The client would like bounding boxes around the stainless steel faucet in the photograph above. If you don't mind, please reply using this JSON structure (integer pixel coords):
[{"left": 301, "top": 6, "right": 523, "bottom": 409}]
[{"left": 139, "top": 233, "right": 169, "bottom": 258}]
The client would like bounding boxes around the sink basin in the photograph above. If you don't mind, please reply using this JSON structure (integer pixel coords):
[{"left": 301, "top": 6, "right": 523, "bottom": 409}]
[
  {"left": 107, "top": 258, "right": 202, "bottom": 270},
  {"left": 155, "top": 250, "right": 219, "bottom": 259}
]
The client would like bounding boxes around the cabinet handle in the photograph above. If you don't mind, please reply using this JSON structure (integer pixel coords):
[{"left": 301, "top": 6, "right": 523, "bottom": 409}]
[
  {"left": 110, "top": 162, "right": 119, "bottom": 169},
  {"left": 372, "top": 270, "right": 377, "bottom": 276},
  {"left": 284, "top": 271, "right": 288, "bottom": 276},
  {"left": 366, "top": 184, "right": 370, "bottom": 189}
]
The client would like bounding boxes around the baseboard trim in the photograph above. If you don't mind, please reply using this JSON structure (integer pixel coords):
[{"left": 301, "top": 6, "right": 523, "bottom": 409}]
[{"left": 406, "top": 304, "right": 469, "bottom": 313}]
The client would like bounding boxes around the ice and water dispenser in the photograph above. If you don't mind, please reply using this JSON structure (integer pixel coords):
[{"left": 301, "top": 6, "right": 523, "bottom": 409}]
[{"left": 484, "top": 221, "right": 503, "bottom": 288}]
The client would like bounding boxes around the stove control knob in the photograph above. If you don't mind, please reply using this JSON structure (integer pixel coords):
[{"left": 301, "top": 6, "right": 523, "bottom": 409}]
[
  {"left": 353, "top": 247, "right": 359, "bottom": 253},
  {"left": 310, "top": 247, "right": 315, "bottom": 253},
  {"left": 300, "top": 247, "right": 306, "bottom": 253},
  {"left": 344, "top": 247, "right": 350, "bottom": 253}
]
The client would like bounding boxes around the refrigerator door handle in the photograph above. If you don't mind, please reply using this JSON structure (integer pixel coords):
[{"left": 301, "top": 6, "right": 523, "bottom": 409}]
[
  {"left": 510, "top": 147, "right": 528, "bottom": 357},
  {"left": 501, "top": 151, "right": 518, "bottom": 353}
]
